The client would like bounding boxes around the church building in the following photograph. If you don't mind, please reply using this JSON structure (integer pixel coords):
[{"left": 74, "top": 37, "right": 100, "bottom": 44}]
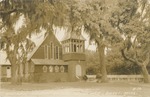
[{"left": 0, "top": 32, "right": 86, "bottom": 82}]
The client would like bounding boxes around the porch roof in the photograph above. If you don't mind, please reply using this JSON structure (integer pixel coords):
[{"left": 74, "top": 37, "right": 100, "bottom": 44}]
[{"left": 31, "top": 59, "right": 68, "bottom": 65}]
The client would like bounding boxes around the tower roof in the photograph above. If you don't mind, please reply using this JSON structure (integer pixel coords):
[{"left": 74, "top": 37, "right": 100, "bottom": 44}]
[{"left": 62, "top": 32, "right": 86, "bottom": 41}]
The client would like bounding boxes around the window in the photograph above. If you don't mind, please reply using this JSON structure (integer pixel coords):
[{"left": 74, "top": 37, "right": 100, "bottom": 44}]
[
  {"left": 60, "top": 66, "right": 65, "bottom": 72},
  {"left": 74, "top": 44, "right": 76, "bottom": 52},
  {"left": 43, "top": 66, "right": 48, "bottom": 72},
  {"left": 76, "top": 44, "right": 79, "bottom": 52},
  {"left": 7, "top": 66, "right": 10, "bottom": 69},
  {"left": 50, "top": 42, "right": 54, "bottom": 59},
  {"left": 42, "top": 65, "right": 68, "bottom": 73},
  {"left": 49, "top": 66, "right": 53, "bottom": 72},
  {"left": 71, "top": 44, "right": 74, "bottom": 52},
  {"left": 6, "top": 66, "right": 11, "bottom": 78},
  {"left": 65, "top": 46, "right": 69, "bottom": 53},
  {"left": 80, "top": 45, "right": 83, "bottom": 52},
  {"left": 64, "top": 65, "right": 68, "bottom": 72},
  {"left": 44, "top": 45, "right": 48, "bottom": 59},
  {"left": 54, "top": 66, "right": 59, "bottom": 72},
  {"left": 55, "top": 46, "right": 59, "bottom": 59},
  {"left": 59, "top": 47, "right": 62, "bottom": 59}
]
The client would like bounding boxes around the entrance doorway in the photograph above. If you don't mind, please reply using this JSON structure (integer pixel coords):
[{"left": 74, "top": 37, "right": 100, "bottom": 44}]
[
  {"left": 76, "top": 65, "right": 82, "bottom": 77},
  {"left": 6, "top": 66, "right": 11, "bottom": 78}
]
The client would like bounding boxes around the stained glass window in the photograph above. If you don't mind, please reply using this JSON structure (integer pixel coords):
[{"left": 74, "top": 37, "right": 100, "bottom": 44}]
[
  {"left": 54, "top": 66, "right": 59, "bottom": 72},
  {"left": 43, "top": 66, "right": 48, "bottom": 72},
  {"left": 49, "top": 66, "right": 53, "bottom": 72},
  {"left": 60, "top": 66, "right": 65, "bottom": 72}
]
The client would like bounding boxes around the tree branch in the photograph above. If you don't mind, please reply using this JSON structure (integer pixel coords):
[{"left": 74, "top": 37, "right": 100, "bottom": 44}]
[
  {"left": 121, "top": 49, "right": 135, "bottom": 62},
  {"left": 94, "top": 33, "right": 105, "bottom": 47},
  {"left": 0, "top": 8, "right": 24, "bottom": 15},
  {"left": 143, "top": 53, "right": 150, "bottom": 66},
  {"left": 0, "top": 9, "right": 16, "bottom": 15},
  {"left": 121, "top": 49, "right": 141, "bottom": 66}
]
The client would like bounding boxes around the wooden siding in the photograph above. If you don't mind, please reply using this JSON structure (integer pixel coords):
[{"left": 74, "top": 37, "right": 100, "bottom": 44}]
[
  {"left": 33, "top": 72, "right": 69, "bottom": 82},
  {"left": 63, "top": 53, "right": 86, "bottom": 61},
  {"left": 32, "top": 46, "right": 44, "bottom": 59}
]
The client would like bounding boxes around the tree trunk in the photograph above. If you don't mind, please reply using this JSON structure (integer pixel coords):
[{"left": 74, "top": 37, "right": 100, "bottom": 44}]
[
  {"left": 7, "top": 50, "right": 21, "bottom": 85},
  {"left": 141, "top": 65, "right": 150, "bottom": 83},
  {"left": 11, "top": 64, "right": 19, "bottom": 84},
  {"left": 98, "top": 44, "right": 108, "bottom": 83}
]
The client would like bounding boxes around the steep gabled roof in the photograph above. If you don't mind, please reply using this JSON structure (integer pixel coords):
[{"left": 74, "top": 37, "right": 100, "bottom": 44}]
[
  {"left": 27, "top": 32, "right": 62, "bottom": 61},
  {"left": 27, "top": 34, "right": 48, "bottom": 61}
]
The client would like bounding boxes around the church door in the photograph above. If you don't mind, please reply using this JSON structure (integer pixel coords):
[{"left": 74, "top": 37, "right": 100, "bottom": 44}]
[
  {"left": 6, "top": 66, "right": 11, "bottom": 78},
  {"left": 76, "top": 65, "right": 82, "bottom": 77}
]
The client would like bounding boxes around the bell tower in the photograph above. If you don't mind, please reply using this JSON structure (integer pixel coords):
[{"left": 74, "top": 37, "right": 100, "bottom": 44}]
[{"left": 61, "top": 32, "right": 86, "bottom": 81}]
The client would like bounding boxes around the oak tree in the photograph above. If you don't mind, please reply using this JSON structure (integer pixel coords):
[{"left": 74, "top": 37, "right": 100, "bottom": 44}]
[{"left": 0, "top": 0, "right": 67, "bottom": 84}]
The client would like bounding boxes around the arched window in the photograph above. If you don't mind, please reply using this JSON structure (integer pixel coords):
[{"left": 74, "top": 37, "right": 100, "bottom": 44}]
[
  {"left": 60, "top": 66, "right": 65, "bottom": 73},
  {"left": 54, "top": 66, "right": 59, "bottom": 72},
  {"left": 80, "top": 45, "right": 83, "bottom": 52},
  {"left": 55, "top": 46, "right": 59, "bottom": 59},
  {"left": 6, "top": 66, "right": 11, "bottom": 78},
  {"left": 7, "top": 66, "right": 10, "bottom": 69},
  {"left": 67, "top": 46, "right": 69, "bottom": 52},
  {"left": 49, "top": 66, "right": 53, "bottom": 72},
  {"left": 50, "top": 42, "right": 54, "bottom": 59},
  {"left": 65, "top": 46, "right": 67, "bottom": 53},
  {"left": 76, "top": 44, "right": 79, "bottom": 52},
  {"left": 74, "top": 44, "right": 76, "bottom": 52},
  {"left": 44, "top": 45, "right": 48, "bottom": 59},
  {"left": 43, "top": 66, "right": 48, "bottom": 72}
]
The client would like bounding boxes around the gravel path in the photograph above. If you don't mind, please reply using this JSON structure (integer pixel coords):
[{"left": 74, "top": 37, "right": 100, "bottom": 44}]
[
  {"left": 0, "top": 82, "right": 150, "bottom": 97},
  {"left": 0, "top": 88, "right": 125, "bottom": 97}
]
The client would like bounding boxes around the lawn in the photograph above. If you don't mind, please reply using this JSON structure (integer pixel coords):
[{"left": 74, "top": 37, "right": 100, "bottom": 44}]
[{"left": 0, "top": 82, "right": 150, "bottom": 97}]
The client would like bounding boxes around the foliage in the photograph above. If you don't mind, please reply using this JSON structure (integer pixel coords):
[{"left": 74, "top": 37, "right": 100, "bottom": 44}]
[
  {"left": 0, "top": 0, "right": 68, "bottom": 84},
  {"left": 65, "top": 0, "right": 140, "bottom": 82},
  {"left": 85, "top": 49, "right": 99, "bottom": 75},
  {"left": 85, "top": 50, "right": 99, "bottom": 66},
  {"left": 85, "top": 44, "right": 142, "bottom": 75},
  {"left": 114, "top": 0, "right": 150, "bottom": 83},
  {"left": 106, "top": 46, "right": 141, "bottom": 75},
  {"left": 0, "top": 0, "right": 149, "bottom": 83}
]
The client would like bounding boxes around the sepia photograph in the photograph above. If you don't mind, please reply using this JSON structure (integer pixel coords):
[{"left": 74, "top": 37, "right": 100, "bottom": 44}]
[{"left": 0, "top": 0, "right": 150, "bottom": 97}]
